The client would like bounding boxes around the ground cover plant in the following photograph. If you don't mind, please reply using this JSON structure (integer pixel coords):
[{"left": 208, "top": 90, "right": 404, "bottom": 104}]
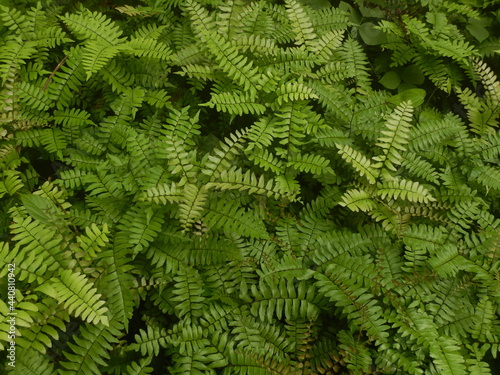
[{"left": 0, "top": 0, "right": 499, "bottom": 373}]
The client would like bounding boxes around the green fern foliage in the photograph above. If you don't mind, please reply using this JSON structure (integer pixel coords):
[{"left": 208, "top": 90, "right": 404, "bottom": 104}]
[{"left": 1, "top": 0, "right": 500, "bottom": 373}]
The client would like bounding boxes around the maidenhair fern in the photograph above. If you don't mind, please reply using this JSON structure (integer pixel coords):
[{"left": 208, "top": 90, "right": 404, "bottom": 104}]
[{"left": 1, "top": 0, "right": 499, "bottom": 374}]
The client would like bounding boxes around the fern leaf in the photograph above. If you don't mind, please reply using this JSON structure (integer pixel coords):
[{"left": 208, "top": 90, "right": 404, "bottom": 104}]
[
  {"left": 141, "top": 182, "right": 183, "bottom": 205},
  {"left": 469, "top": 164, "right": 500, "bottom": 192},
  {"left": 207, "top": 167, "right": 290, "bottom": 200},
  {"left": 0, "top": 170, "right": 24, "bottom": 197},
  {"left": 250, "top": 278, "right": 320, "bottom": 321},
  {"left": 275, "top": 80, "right": 318, "bottom": 106},
  {"left": 179, "top": 184, "right": 208, "bottom": 230},
  {"left": 430, "top": 337, "right": 467, "bottom": 375},
  {"left": 336, "top": 144, "right": 378, "bottom": 183},
  {"left": 377, "top": 178, "right": 435, "bottom": 203},
  {"left": 0, "top": 39, "right": 37, "bottom": 84},
  {"left": 59, "top": 319, "right": 123, "bottom": 374},
  {"left": 285, "top": 0, "right": 317, "bottom": 50},
  {"left": 287, "top": 152, "right": 332, "bottom": 175},
  {"left": 188, "top": 1, "right": 261, "bottom": 94},
  {"left": 339, "top": 189, "right": 376, "bottom": 212},
  {"left": 203, "top": 90, "right": 266, "bottom": 116},
  {"left": 18, "top": 81, "right": 52, "bottom": 111},
  {"left": 76, "top": 223, "right": 109, "bottom": 259},
  {"left": 62, "top": 8, "right": 124, "bottom": 45},
  {"left": 129, "top": 325, "right": 168, "bottom": 357},
  {"left": 6, "top": 348, "right": 54, "bottom": 374},
  {"left": 201, "top": 129, "right": 247, "bottom": 180},
  {"left": 36, "top": 270, "right": 108, "bottom": 325},
  {"left": 171, "top": 266, "right": 206, "bottom": 319},
  {"left": 373, "top": 101, "right": 413, "bottom": 171},
  {"left": 246, "top": 147, "right": 284, "bottom": 174},
  {"left": 124, "top": 37, "right": 172, "bottom": 61},
  {"left": 203, "top": 198, "right": 269, "bottom": 239},
  {"left": 82, "top": 41, "right": 120, "bottom": 80}
]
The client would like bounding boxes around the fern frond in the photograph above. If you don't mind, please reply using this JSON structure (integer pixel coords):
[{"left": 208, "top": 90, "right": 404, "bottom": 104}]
[
  {"left": 401, "top": 152, "right": 440, "bottom": 183},
  {"left": 188, "top": 1, "right": 261, "bottom": 94},
  {"left": 340, "top": 37, "right": 371, "bottom": 91},
  {"left": 204, "top": 198, "right": 269, "bottom": 239},
  {"left": 313, "top": 29, "right": 344, "bottom": 62},
  {"left": 246, "top": 116, "right": 277, "bottom": 151},
  {"left": 0, "top": 5, "right": 32, "bottom": 38},
  {"left": 48, "top": 46, "right": 86, "bottom": 109},
  {"left": 129, "top": 325, "right": 168, "bottom": 357},
  {"left": 17, "top": 81, "right": 52, "bottom": 111},
  {"left": 310, "top": 7, "right": 349, "bottom": 33},
  {"left": 9, "top": 215, "right": 65, "bottom": 271},
  {"left": 203, "top": 90, "right": 266, "bottom": 116},
  {"left": 201, "top": 129, "right": 247, "bottom": 181},
  {"left": 430, "top": 337, "right": 467, "bottom": 375},
  {"left": 251, "top": 278, "right": 320, "bottom": 321},
  {"left": 207, "top": 167, "right": 291, "bottom": 200},
  {"left": 0, "top": 39, "right": 38, "bottom": 84},
  {"left": 372, "top": 101, "right": 413, "bottom": 171},
  {"left": 172, "top": 265, "right": 206, "bottom": 318},
  {"left": 141, "top": 182, "right": 182, "bottom": 205},
  {"left": 6, "top": 348, "right": 54, "bottom": 374},
  {"left": 179, "top": 184, "right": 208, "bottom": 230},
  {"left": 0, "top": 170, "right": 24, "bottom": 198},
  {"left": 36, "top": 270, "right": 108, "bottom": 325},
  {"left": 82, "top": 41, "right": 120, "bottom": 80},
  {"left": 62, "top": 8, "right": 124, "bottom": 45},
  {"left": 339, "top": 189, "right": 376, "bottom": 212},
  {"left": 285, "top": 0, "right": 317, "bottom": 51},
  {"left": 377, "top": 178, "right": 436, "bottom": 203},
  {"left": 314, "top": 271, "right": 390, "bottom": 342},
  {"left": 469, "top": 164, "right": 500, "bottom": 192},
  {"left": 124, "top": 37, "right": 172, "bottom": 61},
  {"left": 287, "top": 152, "right": 333, "bottom": 176},
  {"left": 336, "top": 144, "right": 378, "bottom": 184},
  {"left": 59, "top": 319, "right": 123, "bottom": 374},
  {"left": 76, "top": 223, "right": 109, "bottom": 259},
  {"left": 275, "top": 80, "right": 318, "bottom": 106},
  {"left": 119, "top": 205, "right": 164, "bottom": 255},
  {"left": 246, "top": 147, "right": 284, "bottom": 174}
]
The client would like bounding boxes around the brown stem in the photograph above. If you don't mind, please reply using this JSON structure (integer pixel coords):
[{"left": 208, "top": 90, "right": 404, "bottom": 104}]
[{"left": 42, "top": 55, "right": 69, "bottom": 92}]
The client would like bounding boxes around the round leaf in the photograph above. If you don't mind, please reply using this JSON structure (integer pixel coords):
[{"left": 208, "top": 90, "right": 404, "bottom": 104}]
[
  {"left": 359, "top": 22, "right": 387, "bottom": 45},
  {"left": 380, "top": 71, "right": 400, "bottom": 90}
]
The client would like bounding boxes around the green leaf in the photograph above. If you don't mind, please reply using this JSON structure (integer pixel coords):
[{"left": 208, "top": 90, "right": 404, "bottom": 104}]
[
  {"left": 359, "top": 22, "right": 387, "bottom": 45},
  {"left": 388, "top": 88, "right": 426, "bottom": 107},
  {"left": 380, "top": 71, "right": 400, "bottom": 90}
]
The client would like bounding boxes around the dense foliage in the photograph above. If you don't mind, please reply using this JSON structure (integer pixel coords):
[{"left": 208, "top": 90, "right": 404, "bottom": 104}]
[{"left": 0, "top": 0, "right": 499, "bottom": 373}]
